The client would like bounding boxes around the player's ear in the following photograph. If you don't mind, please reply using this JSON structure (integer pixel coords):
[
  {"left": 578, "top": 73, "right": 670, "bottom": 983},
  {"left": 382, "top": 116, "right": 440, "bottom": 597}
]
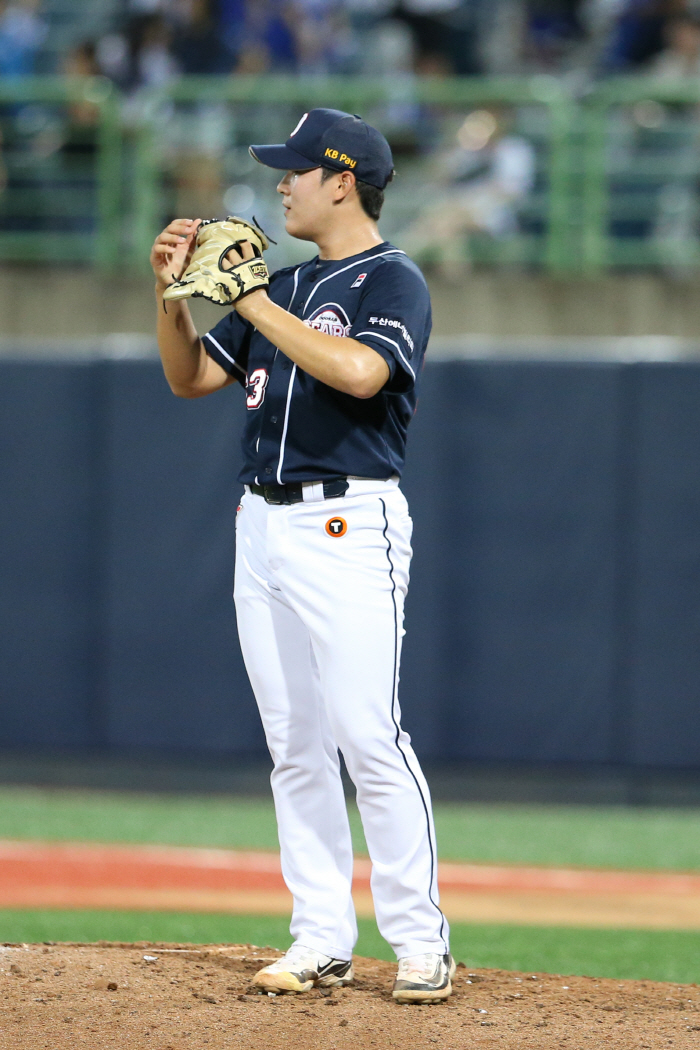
[{"left": 336, "top": 171, "right": 356, "bottom": 202}]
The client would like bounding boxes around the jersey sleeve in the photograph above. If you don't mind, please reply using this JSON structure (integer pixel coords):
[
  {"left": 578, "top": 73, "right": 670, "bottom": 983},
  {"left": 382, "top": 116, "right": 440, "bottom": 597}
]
[
  {"left": 202, "top": 309, "right": 253, "bottom": 382},
  {"left": 349, "top": 258, "right": 431, "bottom": 394}
]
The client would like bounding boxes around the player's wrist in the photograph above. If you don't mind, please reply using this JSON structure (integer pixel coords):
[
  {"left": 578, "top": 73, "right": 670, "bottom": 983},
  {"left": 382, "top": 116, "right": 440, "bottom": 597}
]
[{"left": 234, "top": 288, "right": 270, "bottom": 321}]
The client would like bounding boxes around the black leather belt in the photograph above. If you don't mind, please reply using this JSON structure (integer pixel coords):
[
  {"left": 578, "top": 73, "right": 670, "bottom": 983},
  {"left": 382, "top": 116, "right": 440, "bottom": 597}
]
[{"left": 249, "top": 478, "right": 349, "bottom": 505}]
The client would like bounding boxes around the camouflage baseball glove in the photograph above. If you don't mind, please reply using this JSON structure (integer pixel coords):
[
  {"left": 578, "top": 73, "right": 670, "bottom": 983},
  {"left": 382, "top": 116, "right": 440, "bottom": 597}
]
[{"left": 163, "top": 216, "right": 270, "bottom": 307}]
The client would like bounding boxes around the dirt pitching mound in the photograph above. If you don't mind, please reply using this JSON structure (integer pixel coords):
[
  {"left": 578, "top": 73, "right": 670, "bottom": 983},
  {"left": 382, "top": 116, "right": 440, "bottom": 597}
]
[{"left": 1, "top": 942, "right": 699, "bottom": 1049}]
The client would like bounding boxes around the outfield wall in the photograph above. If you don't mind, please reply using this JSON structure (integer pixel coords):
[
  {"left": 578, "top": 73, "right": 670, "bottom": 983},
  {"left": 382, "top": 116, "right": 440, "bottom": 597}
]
[
  {"left": 5, "top": 271, "right": 700, "bottom": 340},
  {"left": 2, "top": 349, "right": 700, "bottom": 769}
]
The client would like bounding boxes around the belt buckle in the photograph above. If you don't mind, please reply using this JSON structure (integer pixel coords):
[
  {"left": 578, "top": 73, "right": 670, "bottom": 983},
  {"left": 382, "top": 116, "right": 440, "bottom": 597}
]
[
  {"left": 323, "top": 479, "right": 349, "bottom": 500},
  {"left": 263, "top": 485, "right": 285, "bottom": 505}
]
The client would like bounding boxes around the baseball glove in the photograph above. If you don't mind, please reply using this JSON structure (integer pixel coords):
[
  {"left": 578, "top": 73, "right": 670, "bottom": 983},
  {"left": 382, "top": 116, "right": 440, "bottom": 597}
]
[{"left": 163, "top": 216, "right": 270, "bottom": 307}]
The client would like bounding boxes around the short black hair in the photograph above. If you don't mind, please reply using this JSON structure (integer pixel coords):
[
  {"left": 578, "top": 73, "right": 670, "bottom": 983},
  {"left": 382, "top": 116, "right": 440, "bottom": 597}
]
[{"left": 320, "top": 166, "right": 393, "bottom": 221}]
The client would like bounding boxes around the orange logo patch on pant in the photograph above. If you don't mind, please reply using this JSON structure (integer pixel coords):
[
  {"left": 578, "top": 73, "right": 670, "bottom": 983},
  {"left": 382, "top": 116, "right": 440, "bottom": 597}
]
[{"left": 326, "top": 516, "right": 347, "bottom": 537}]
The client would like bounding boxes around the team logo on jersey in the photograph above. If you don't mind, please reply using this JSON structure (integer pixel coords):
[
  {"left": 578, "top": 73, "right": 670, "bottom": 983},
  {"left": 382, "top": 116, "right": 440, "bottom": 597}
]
[
  {"left": 325, "top": 516, "right": 347, "bottom": 537},
  {"left": 305, "top": 304, "right": 351, "bottom": 338},
  {"left": 350, "top": 273, "right": 367, "bottom": 289}
]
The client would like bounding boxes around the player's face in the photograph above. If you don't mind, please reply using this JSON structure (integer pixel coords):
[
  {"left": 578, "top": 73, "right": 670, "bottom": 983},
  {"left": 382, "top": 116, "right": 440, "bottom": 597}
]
[{"left": 277, "top": 168, "right": 335, "bottom": 241}]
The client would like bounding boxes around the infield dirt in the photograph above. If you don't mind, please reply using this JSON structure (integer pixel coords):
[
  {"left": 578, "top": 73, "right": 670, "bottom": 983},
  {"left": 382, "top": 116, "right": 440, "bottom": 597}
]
[{"left": 1, "top": 942, "right": 699, "bottom": 1049}]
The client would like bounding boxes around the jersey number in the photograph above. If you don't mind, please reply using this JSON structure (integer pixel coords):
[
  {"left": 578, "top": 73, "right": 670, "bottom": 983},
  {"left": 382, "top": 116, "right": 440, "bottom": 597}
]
[{"left": 246, "top": 368, "right": 269, "bottom": 409}]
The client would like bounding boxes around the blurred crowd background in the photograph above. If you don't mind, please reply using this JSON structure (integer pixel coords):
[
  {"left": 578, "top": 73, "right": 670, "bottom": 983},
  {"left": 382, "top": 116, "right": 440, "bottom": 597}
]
[
  {"left": 5, "top": 0, "right": 700, "bottom": 86},
  {"left": 2, "top": 0, "right": 700, "bottom": 275},
  {"left": 2, "top": 0, "right": 700, "bottom": 279}
]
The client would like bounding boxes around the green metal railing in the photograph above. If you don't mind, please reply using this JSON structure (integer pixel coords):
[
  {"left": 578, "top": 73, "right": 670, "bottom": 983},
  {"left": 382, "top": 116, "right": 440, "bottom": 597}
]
[
  {"left": 5, "top": 75, "right": 700, "bottom": 274},
  {"left": 133, "top": 75, "right": 575, "bottom": 273},
  {"left": 582, "top": 78, "right": 700, "bottom": 274},
  {"left": 0, "top": 76, "right": 120, "bottom": 267}
]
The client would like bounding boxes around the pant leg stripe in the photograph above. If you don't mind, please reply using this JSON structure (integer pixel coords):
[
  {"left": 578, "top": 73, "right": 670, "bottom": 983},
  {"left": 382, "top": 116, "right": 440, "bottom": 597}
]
[{"left": 379, "top": 498, "right": 448, "bottom": 953}]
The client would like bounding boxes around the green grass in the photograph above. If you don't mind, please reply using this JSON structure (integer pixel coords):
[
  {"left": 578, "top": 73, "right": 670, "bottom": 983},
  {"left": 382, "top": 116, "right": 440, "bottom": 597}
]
[
  {"left": 432, "top": 803, "right": 700, "bottom": 871},
  {"left": 2, "top": 786, "right": 700, "bottom": 871},
  {"left": 2, "top": 911, "right": 699, "bottom": 985},
  {"left": 0, "top": 788, "right": 285, "bottom": 852},
  {"left": 3, "top": 787, "right": 700, "bottom": 983}
]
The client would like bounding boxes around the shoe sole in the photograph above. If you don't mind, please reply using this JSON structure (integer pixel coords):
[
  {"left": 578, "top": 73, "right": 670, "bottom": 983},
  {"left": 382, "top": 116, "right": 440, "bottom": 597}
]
[
  {"left": 253, "top": 965, "right": 354, "bottom": 995},
  {"left": 392, "top": 978, "right": 453, "bottom": 1004}
]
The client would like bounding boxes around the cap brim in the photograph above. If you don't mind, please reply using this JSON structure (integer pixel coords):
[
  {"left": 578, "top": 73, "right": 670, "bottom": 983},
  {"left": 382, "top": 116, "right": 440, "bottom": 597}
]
[{"left": 249, "top": 144, "right": 318, "bottom": 171}]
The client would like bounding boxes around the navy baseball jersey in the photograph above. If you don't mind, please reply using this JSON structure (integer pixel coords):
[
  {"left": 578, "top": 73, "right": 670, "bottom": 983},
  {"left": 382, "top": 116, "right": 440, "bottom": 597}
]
[{"left": 203, "top": 242, "right": 431, "bottom": 485}]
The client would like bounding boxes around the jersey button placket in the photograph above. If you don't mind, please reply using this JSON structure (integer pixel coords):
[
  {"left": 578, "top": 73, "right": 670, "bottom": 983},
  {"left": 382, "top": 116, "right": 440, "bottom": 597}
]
[{"left": 255, "top": 361, "right": 286, "bottom": 479}]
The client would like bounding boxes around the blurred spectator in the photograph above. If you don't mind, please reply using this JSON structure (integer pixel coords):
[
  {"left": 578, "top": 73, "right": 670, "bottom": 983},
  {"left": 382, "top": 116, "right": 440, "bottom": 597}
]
[
  {"left": 128, "top": 13, "right": 179, "bottom": 88},
  {"left": 95, "top": 31, "right": 130, "bottom": 84},
  {"left": 221, "top": 0, "right": 298, "bottom": 73},
  {"left": 603, "top": 0, "right": 681, "bottom": 71},
  {"left": 344, "top": 5, "right": 415, "bottom": 75},
  {"left": 525, "top": 0, "right": 585, "bottom": 69},
  {"left": 22, "top": 0, "right": 700, "bottom": 88},
  {"left": 64, "top": 39, "right": 101, "bottom": 80},
  {"left": 165, "top": 1, "right": 236, "bottom": 217},
  {"left": 0, "top": 0, "right": 47, "bottom": 79},
  {"left": 128, "top": 0, "right": 176, "bottom": 11},
  {"left": 0, "top": 125, "right": 6, "bottom": 195},
  {"left": 355, "top": 15, "right": 416, "bottom": 77},
  {"left": 648, "top": 11, "right": 700, "bottom": 75},
  {"left": 90, "top": 15, "right": 180, "bottom": 95},
  {"left": 295, "top": 0, "right": 356, "bottom": 74},
  {"left": 638, "top": 14, "right": 700, "bottom": 270},
  {"left": 173, "top": 0, "right": 235, "bottom": 74},
  {"left": 345, "top": 0, "right": 395, "bottom": 47},
  {"left": 63, "top": 41, "right": 103, "bottom": 125},
  {"left": 52, "top": 39, "right": 104, "bottom": 211},
  {"left": 479, "top": 0, "right": 527, "bottom": 75},
  {"left": 397, "top": 108, "right": 536, "bottom": 277},
  {"left": 396, "top": 0, "right": 482, "bottom": 74}
]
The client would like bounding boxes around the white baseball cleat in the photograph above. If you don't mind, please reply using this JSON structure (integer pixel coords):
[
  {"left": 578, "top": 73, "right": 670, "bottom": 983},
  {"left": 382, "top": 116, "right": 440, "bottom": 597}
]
[
  {"left": 392, "top": 952, "right": 456, "bottom": 1003},
  {"left": 252, "top": 943, "right": 354, "bottom": 994}
]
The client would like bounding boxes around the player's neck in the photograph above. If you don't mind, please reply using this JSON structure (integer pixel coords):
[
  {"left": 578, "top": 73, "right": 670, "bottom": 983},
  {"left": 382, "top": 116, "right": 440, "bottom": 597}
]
[{"left": 314, "top": 217, "right": 384, "bottom": 261}]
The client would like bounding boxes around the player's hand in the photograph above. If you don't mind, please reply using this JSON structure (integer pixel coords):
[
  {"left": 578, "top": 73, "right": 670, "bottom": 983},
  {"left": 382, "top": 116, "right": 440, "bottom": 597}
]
[
  {"left": 227, "top": 239, "right": 270, "bottom": 317},
  {"left": 151, "top": 218, "right": 202, "bottom": 291}
]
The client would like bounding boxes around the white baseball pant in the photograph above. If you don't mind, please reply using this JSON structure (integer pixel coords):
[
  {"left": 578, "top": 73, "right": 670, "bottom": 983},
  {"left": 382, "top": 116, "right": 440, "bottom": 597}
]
[{"left": 233, "top": 475, "right": 449, "bottom": 961}]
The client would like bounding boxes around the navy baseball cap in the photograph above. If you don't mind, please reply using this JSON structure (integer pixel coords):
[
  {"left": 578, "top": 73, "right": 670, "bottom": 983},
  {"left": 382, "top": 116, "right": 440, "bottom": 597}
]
[{"left": 249, "top": 108, "right": 394, "bottom": 190}]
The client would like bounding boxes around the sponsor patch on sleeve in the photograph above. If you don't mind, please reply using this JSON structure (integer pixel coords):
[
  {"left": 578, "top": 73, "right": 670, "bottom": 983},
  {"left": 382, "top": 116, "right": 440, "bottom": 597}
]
[
  {"left": 366, "top": 315, "right": 415, "bottom": 356},
  {"left": 350, "top": 272, "right": 367, "bottom": 289}
]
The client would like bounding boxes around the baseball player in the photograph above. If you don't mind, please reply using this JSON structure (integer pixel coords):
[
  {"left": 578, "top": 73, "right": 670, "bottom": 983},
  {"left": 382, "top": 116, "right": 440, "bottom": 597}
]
[{"left": 150, "top": 108, "right": 454, "bottom": 1004}]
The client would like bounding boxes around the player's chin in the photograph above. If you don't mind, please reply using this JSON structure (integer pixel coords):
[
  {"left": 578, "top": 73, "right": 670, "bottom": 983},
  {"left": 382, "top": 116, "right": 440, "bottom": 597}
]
[{"left": 284, "top": 214, "right": 316, "bottom": 242}]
